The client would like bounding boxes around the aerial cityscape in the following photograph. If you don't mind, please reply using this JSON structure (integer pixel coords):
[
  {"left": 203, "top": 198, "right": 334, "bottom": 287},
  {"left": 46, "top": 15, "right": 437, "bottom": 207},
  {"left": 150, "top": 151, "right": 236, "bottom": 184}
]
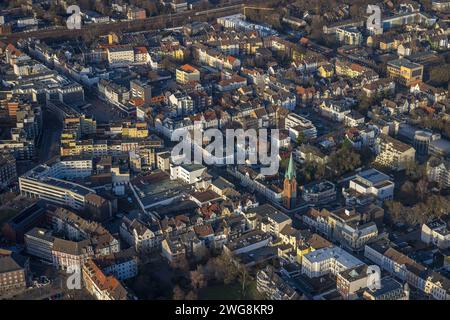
[{"left": 0, "top": 0, "right": 450, "bottom": 304}]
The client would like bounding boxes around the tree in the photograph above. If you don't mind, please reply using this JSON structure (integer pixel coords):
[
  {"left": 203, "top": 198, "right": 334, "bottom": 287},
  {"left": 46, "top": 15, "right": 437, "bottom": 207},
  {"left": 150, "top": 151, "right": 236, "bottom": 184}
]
[
  {"left": 185, "top": 290, "right": 198, "bottom": 300},
  {"left": 296, "top": 131, "right": 306, "bottom": 145},
  {"left": 190, "top": 268, "right": 207, "bottom": 290},
  {"left": 400, "top": 181, "right": 415, "bottom": 204},
  {"left": 428, "top": 64, "right": 450, "bottom": 87},
  {"left": 405, "top": 160, "right": 424, "bottom": 181},
  {"left": 172, "top": 285, "right": 185, "bottom": 300},
  {"left": 385, "top": 200, "right": 405, "bottom": 225},
  {"left": 329, "top": 143, "right": 361, "bottom": 177},
  {"left": 171, "top": 256, "right": 189, "bottom": 273},
  {"left": 205, "top": 251, "right": 239, "bottom": 285},
  {"left": 415, "top": 179, "right": 429, "bottom": 202}
]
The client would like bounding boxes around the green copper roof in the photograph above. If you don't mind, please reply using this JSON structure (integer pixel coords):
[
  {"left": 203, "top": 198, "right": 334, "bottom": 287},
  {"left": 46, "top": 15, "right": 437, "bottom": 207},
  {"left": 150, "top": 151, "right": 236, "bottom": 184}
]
[{"left": 285, "top": 153, "right": 296, "bottom": 180}]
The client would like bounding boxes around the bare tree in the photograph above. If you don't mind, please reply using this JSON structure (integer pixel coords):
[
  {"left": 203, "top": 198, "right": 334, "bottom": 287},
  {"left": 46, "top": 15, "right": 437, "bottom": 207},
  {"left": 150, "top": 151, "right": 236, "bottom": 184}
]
[
  {"left": 172, "top": 285, "right": 185, "bottom": 300},
  {"left": 416, "top": 179, "right": 429, "bottom": 202},
  {"left": 185, "top": 290, "right": 198, "bottom": 300},
  {"left": 190, "top": 267, "right": 207, "bottom": 290}
]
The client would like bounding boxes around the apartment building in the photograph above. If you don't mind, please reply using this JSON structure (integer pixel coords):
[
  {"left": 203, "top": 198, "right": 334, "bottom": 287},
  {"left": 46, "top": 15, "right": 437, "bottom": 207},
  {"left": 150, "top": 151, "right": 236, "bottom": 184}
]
[
  {"left": 107, "top": 47, "right": 135, "bottom": 65},
  {"left": 427, "top": 157, "right": 450, "bottom": 188},
  {"left": 120, "top": 217, "right": 163, "bottom": 252},
  {"left": 130, "top": 79, "right": 152, "bottom": 104},
  {"left": 336, "top": 26, "right": 362, "bottom": 45},
  {"left": 301, "top": 180, "right": 336, "bottom": 204},
  {"left": 24, "top": 227, "right": 55, "bottom": 262},
  {"left": 302, "top": 245, "right": 364, "bottom": 278},
  {"left": 176, "top": 64, "right": 200, "bottom": 84},
  {"left": 82, "top": 259, "right": 129, "bottom": 300},
  {"left": 194, "top": 45, "right": 241, "bottom": 71},
  {"left": 0, "top": 251, "right": 29, "bottom": 294},
  {"left": 375, "top": 134, "right": 416, "bottom": 171},
  {"left": 336, "top": 264, "right": 369, "bottom": 299},
  {"left": 421, "top": 219, "right": 450, "bottom": 249},
  {"left": 168, "top": 92, "right": 194, "bottom": 116},
  {"left": 0, "top": 140, "right": 35, "bottom": 160},
  {"left": 284, "top": 113, "right": 318, "bottom": 140},
  {"left": 364, "top": 241, "right": 450, "bottom": 300},
  {"left": 253, "top": 204, "right": 292, "bottom": 236},
  {"left": 95, "top": 248, "right": 138, "bottom": 281},
  {"left": 432, "top": 0, "right": 450, "bottom": 11}
]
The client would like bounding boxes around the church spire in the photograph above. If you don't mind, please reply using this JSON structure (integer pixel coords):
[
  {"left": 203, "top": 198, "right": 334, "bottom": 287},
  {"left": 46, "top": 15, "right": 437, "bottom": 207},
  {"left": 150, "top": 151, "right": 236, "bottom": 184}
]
[{"left": 285, "top": 153, "right": 296, "bottom": 181}]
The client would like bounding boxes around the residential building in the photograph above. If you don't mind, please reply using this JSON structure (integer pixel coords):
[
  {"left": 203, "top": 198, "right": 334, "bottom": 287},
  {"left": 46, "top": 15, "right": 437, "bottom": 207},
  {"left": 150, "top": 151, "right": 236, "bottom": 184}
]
[
  {"left": 421, "top": 219, "right": 450, "bottom": 249},
  {"left": 120, "top": 217, "right": 163, "bottom": 252},
  {"left": 0, "top": 251, "right": 29, "bottom": 294},
  {"left": 176, "top": 64, "right": 200, "bottom": 84},
  {"left": 82, "top": 259, "right": 129, "bottom": 300},
  {"left": 427, "top": 157, "right": 450, "bottom": 188},
  {"left": 302, "top": 245, "right": 364, "bottom": 278},
  {"left": 336, "top": 264, "right": 368, "bottom": 300},
  {"left": 107, "top": 47, "right": 135, "bottom": 66},
  {"left": 375, "top": 134, "right": 416, "bottom": 171},
  {"left": 301, "top": 180, "right": 336, "bottom": 204},
  {"left": 336, "top": 26, "right": 362, "bottom": 45}
]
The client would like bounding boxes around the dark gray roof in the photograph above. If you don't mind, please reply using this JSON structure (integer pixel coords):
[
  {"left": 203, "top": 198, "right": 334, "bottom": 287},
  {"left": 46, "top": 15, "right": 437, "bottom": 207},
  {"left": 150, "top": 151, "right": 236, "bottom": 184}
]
[{"left": 0, "top": 254, "right": 27, "bottom": 273}]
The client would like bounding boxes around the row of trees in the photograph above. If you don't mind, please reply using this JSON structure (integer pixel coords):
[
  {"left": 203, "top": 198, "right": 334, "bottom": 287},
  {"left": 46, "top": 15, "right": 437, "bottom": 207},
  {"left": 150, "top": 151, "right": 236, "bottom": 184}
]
[{"left": 385, "top": 194, "right": 450, "bottom": 226}]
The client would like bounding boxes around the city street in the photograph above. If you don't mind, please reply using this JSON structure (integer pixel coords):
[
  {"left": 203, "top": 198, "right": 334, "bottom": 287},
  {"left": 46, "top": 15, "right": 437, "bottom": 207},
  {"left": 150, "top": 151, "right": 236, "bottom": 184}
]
[{"left": 37, "top": 109, "right": 63, "bottom": 163}]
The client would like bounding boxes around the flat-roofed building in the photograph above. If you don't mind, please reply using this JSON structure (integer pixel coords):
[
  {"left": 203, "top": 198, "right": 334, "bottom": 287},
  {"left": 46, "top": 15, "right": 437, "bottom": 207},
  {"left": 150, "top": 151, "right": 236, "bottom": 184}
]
[
  {"left": 302, "top": 180, "right": 336, "bottom": 204},
  {"left": 344, "top": 168, "right": 394, "bottom": 205},
  {"left": 170, "top": 163, "right": 207, "bottom": 184},
  {"left": 387, "top": 58, "right": 423, "bottom": 86},
  {"left": 24, "top": 227, "right": 54, "bottom": 262},
  {"left": 284, "top": 113, "right": 317, "bottom": 139},
  {"left": 302, "top": 245, "right": 364, "bottom": 278},
  {"left": 429, "top": 138, "right": 450, "bottom": 158},
  {"left": 107, "top": 47, "right": 134, "bottom": 65},
  {"left": 336, "top": 264, "right": 368, "bottom": 299},
  {"left": 19, "top": 164, "right": 96, "bottom": 210}
]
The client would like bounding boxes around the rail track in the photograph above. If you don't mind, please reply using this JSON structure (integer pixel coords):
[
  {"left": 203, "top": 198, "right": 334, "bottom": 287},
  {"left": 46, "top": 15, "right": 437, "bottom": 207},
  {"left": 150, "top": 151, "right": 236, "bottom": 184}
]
[{"left": 0, "top": 3, "right": 248, "bottom": 42}]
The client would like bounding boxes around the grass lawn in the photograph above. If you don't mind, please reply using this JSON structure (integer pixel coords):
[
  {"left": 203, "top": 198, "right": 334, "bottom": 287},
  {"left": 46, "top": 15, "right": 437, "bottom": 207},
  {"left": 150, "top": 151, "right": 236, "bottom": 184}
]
[{"left": 199, "top": 281, "right": 264, "bottom": 300}]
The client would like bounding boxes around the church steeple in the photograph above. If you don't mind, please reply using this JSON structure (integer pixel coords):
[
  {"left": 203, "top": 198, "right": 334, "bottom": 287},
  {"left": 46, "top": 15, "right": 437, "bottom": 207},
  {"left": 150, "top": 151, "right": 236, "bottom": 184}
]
[
  {"left": 285, "top": 153, "right": 296, "bottom": 181},
  {"left": 283, "top": 153, "right": 297, "bottom": 210}
]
